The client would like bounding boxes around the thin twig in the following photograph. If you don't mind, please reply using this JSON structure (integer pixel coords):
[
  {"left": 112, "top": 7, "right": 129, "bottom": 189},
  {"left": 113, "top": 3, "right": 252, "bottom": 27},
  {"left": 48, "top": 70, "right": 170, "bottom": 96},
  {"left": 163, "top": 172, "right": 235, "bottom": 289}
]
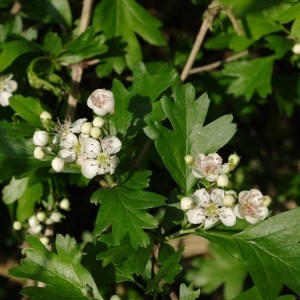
[
  {"left": 10, "top": 1, "right": 22, "bottom": 15},
  {"left": 224, "top": 7, "right": 243, "bottom": 36},
  {"left": 180, "top": 1, "right": 221, "bottom": 82},
  {"left": 189, "top": 50, "right": 248, "bottom": 74},
  {"left": 67, "top": 0, "right": 94, "bottom": 120}
]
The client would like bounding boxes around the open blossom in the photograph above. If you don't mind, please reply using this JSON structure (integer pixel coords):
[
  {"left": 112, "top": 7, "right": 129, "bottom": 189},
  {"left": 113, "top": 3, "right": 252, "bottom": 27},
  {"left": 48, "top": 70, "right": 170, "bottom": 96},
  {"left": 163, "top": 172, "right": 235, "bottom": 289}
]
[
  {"left": 87, "top": 89, "right": 115, "bottom": 116},
  {"left": 80, "top": 136, "right": 121, "bottom": 179},
  {"left": 234, "top": 189, "right": 269, "bottom": 224},
  {"left": 0, "top": 74, "right": 17, "bottom": 106},
  {"left": 192, "top": 153, "right": 229, "bottom": 182},
  {"left": 186, "top": 188, "right": 236, "bottom": 229}
]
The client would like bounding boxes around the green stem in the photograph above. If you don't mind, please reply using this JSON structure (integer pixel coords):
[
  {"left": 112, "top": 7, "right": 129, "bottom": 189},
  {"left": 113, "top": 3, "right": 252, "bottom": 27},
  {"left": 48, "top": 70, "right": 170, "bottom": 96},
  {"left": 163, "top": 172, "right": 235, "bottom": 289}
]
[{"left": 164, "top": 227, "right": 199, "bottom": 241}]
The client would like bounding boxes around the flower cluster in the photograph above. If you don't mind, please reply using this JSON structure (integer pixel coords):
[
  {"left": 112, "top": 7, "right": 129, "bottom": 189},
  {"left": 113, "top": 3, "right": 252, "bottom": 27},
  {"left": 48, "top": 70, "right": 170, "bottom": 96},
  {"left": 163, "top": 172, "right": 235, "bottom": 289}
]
[
  {"left": 182, "top": 153, "right": 271, "bottom": 229},
  {"left": 32, "top": 89, "right": 122, "bottom": 179},
  {"left": 0, "top": 74, "right": 18, "bottom": 107},
  {"left": 13, "top": 198, "right": 70, "bottom": 246}
]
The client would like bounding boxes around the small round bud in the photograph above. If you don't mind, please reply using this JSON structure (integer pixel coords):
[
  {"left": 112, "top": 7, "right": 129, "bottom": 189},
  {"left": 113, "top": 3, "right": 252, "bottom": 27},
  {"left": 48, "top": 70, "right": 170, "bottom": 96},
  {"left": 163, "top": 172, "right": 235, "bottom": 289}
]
[
  {"left": 40, "top": 236, "right": 50, "bottom": 246},
  {"left": 33, "top": 130, "right": 49, "bottom": 146},
  {"left": 81, "top": 122, "right": 92, "bottom": 135},
  {"left": 184, "top": 155, "right": 194, "bottom": 165},
  {"left": 228, "top": 153, "right": 240, "bottom": 170},
  {"left": 34, "top": 146, "right": 45, "bottom": 160},
  {"left": 49, "top": 211, "right": 62, "bottom": 223},
  {"left": 292, "top": 43, "right": 300, "bottom": 55},
  {"left": 92, "top": 116, "right": 105, "bottom": 128},
  {"left": 263, "top": 195, "right": 272, "bottom": 207},
  {"left": 110, "top": 296, "right": 121, "bottom": 300},
  {"left": 223, "top": 194, "right": 235, "bottom": 206},
  {"left": 40, "top": 111, "right": 52, "bottom": 122},
  {"left": 180, "top": 197, "right": 194, "bottom": 210},
  {"left": 90, "top": 127, "right": 101, "bottom": 139},
  {"left": 59, "top": 198, "right": 70, "bottom": 210},
  {"left": 51, "top": 157, "right": 65, "bottom": 172},
  {"left": 28, "top": 215, "right": 40, "bottom": 228},
  {"left": 217, "top": 174, "right": 229, "bottom": 187},
  {"left": 36, "top": 211, "right": 47, "bottom": 222},
  {"left": 13, "top": 221, "right": 23, "bottom": 230}
]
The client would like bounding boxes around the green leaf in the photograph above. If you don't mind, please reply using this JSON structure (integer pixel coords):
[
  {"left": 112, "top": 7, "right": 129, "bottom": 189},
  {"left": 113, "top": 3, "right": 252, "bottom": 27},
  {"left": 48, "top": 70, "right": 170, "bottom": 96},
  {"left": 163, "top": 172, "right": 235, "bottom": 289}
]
[
  {"left": 0, "top": 39, "right": 40, "bottom": 72},
  {"left": 17, "top": 182, "right": 43, "bottom": 221},
  {"left": 93, "top": 186, "right": 165, "bottom": 248},
  {"left": 2, "top": 176, "right": 28, "bottom": 205},
  {"left": 0, "top": 121, "right": 49, "bottom": 180},
  {"left": 179, "top": 283, "right": 201, "bottom": 300},
  {"left": 223, "top": 56, "right": 274, "bottom": 100},
  {"left": 20, "top": 0, "right": 72, "bottom": 28},
  {"left": 43, "top": 32, "right": 63, "bottom": 56},
  {"left": 93, "top": 0, "right": 166, "bottom": 71},
  {"left": 9, "top": 95, "right": 44, "bottom": 127},
  {"left": 186, "top": 244, "right": 248, "bottom": 300},
  {"left": 265, "top": 35, "right": 292, "bottom": 59},
  {"left": 120, "top": 170, "right": 152, "bottom": 190},
  {"left": 144, "top": 83, "right": 236, "bottom": 194},
  {"left": 9, "top": 234, "right": 104, "bottom": 300},
  {"left": 234, "top": 207, "right": 300, "bottom": 299},
  {"left": 146, "top": 247, "right": 184, "bottom": 293},
  {"left": 111, "top": 62, "right": 177, "bottom": 137}
]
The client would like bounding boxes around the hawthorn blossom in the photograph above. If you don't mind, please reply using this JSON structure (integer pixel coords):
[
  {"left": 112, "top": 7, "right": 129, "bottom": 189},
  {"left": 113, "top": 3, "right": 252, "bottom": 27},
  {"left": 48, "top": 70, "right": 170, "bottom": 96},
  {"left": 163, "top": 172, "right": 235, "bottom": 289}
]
[
  {"left": 234, "top": 189, "right": 270, "bottom": 224},
  {"left": 186, "top": 188, "right": 236, "bottom": 229},
  {"left": 33, "top": 130, "right": 49, "bottom": 146},
  {"left": 87, "top": 89, "right": 115, "bottom": 116},
  {"left": 0, "top": 74, "right": 17, "bottom": 106},
  {"left": 192, "top": 153, "right": 229, "bottom": 182},
  {"left": 80, "top": 136, "right": 122, "bottom": 179}
]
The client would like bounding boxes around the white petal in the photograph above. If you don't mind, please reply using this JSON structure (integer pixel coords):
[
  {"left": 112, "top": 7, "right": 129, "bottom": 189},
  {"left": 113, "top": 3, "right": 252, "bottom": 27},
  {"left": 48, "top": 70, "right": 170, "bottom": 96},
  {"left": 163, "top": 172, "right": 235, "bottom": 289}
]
[
  {"left": 192, "top": 167, "right": 205, "bottom": 179},
  {"left": 211, "top": 188, "right": 225, "bottom": 205},
  {"left": 58, "top": 149, "right": 76, "bottom": 163},
  {"left": 82, "top": 138, "right": 101, "bottom": 158},
  {"left": 234, "top": 204, "right": 244, "bottom": 219},
  {"left": 245, "top": 215, "right": 259, "bottom": 224},
  {"left": 193, "top": 188, "right": 210, "bottom": 206},
  {"left": 70, "top": 118, "right": 88, "bottom": 133},
  {"left": 258, "top": 206, "right": 269, "bottom": 220},
  {"left": 186, "top": 207, "right": 205, "bottom": 224},
  {"left": 101, "top": 136, "right": 122, "bottom": 154},
  {"left": 0, "top": 91, "right": 11, "bottom": 106},
  {"left": 81, "top": 159, "right": 99, "bottom": 179},
  {"left": 219, "top": 207, "right": 236, "bottom": 227},
  {"left": 4, "top": 79, "right": 17, "bottom": 92},
  {"left": 204, "top": 216, "right": 219, "bottom": 229},
  {"left": 60, "top": 132, "right": 78, "bottom": 149}
]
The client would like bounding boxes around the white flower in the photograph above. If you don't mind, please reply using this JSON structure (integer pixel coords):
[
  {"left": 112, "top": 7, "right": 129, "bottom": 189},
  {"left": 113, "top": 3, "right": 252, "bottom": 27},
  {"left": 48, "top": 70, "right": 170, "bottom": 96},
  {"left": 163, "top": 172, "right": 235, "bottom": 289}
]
[
  {"left": 87, "top": 89, "right": 115, "bottom": 116},
  {"left": 34, "top": 146, "right": 46, "bottom": 159},
  {"left": 0, "top": 74, "right": 17, "bottom": 106},
  {"left": 33, "top": 130, "right": 49, "bottom": 146},
  {"left": 180, "top": 196, "right": 194, "bottom": 210},
  {"left": 81, "top": 136, "right": 122, "bottom": 179},
  {"left": 192, "top": 153, "right": 229, "bottom": 182},
  {"left": 186, "top": 188, "right": 236, "bottom": 228},
  {"left": 234, "top": 189, "right": 269, "bottom": 224},
  {"left": 51, "top": 157, "right": 65, "bottom": 172}
]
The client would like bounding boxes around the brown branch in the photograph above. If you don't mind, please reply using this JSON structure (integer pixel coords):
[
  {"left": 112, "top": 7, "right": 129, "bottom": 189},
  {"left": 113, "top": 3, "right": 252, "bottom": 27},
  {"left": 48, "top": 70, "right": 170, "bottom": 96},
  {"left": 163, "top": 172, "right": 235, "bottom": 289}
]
[
  {"left": 189, "top": 50, "right": 248, "bottom": 74},
  {"left": 66, "top": 0, "right": 94, "bottom": 120},
  {"left": 180, "top": 1, "right": 221, "bottom": 82}
]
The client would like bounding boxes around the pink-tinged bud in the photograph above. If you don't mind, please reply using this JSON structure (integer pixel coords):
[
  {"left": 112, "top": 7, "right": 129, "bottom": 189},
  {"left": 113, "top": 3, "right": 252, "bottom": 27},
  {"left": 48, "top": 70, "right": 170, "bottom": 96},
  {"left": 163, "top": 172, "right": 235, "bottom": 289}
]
[
  {"left": 33, "top": 130, "right": 49, "bottom": 146},
  {"left": 87, "top": 89, "right": 115, "bottom": 116}
]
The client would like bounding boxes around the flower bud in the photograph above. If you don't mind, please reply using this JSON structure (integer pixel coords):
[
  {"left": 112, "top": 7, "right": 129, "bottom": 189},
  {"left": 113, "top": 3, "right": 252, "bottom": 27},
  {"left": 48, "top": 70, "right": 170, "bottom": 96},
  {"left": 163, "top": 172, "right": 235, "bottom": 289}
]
[
  {"left": 59, "top": 198, "right": 70, "bottom": 210},
  {"left": 223, "top": 194, "right": 235, "bottom": 206},
  {"left": 40, "top": 236, "right": 50, "bottom": 246},
  {"left": 180, "top": 197, "right": 194, "bottom": 210},
  {"left": 13, "top": 221, "right": 23, "bottom": 230},
  {"left": 263, "top": 195, "right": 272, "bottom": 207},
  {"left": 184, "top": 155, "right": 194, "bottom": 165},
  {"left": 51, "top": 157, "right": 65, "bottom": 172},
  {"left": 33, "top": 130, "right": 49, "bottom": 146},
  {"left": 92, "top": 116, "right": 105, "bottom": 128},
  {"left": 28, "top": 215, "right": 40, "bottom": 228},
  {"left": 217, "top": 174, "right": 229, "bottom": 187},
  {"left": 81, "top": 122, "right": 92, "bottom": 135},
  {"left": 34, "top": 146, "right": 45, "bottom": 160},
  {"left": 49, "top": 211, "right": 62, "bottom": 223},
  {"left": 90, "top": 127, "right": 101, "bottom": 139},
  {"left": 40, "top": 111, "right": 52, "bottom": 122},
  {"left": 228, "top": 153, "right": 240, "bottom": 170},
  {"left": 292, "top": 43, "right": 300, "bottom": 55},
  {"left": 36, "top": 211, "right": 47, "bottom": 222}
]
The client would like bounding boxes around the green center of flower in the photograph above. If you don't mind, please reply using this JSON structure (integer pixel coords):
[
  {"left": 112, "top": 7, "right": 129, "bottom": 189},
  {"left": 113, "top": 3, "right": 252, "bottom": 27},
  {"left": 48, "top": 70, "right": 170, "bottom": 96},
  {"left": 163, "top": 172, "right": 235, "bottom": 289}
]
[
  {"left": 205, "top": 203, "right": 218, "bottom": 217},
  {"left": 98, "top": 153, "right": 109, "bottom": 166}
]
